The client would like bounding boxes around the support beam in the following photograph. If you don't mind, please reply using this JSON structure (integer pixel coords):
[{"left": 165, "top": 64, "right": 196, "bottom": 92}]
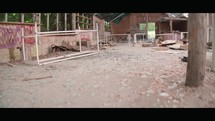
[
  {"left": 170, "top": 20, "right": 173, "bottom": 32},
  {"left": 185, "top": 13, "right": 207, "bottom": 87},
  {"left": 47, "top": 13, "right": 50, "bottom": 31}
]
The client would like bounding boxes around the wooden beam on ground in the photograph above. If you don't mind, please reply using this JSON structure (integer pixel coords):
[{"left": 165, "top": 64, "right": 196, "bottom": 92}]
[
  {"left": 185, "top": 13, "right": 207, "bottom": 87},
  {"left": 23, "top": 76, "right": 53, "bottom": 81}
]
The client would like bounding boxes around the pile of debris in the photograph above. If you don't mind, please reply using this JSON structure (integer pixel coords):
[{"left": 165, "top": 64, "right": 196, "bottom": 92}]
[
  {"left": 99, "top": 41, "right": 117, "bottom": 50},
  {"left": 50, "top": 41, "right": 90, "bottom": 53}
]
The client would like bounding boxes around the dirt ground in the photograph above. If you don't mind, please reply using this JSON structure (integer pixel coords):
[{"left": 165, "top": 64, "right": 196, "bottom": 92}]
[{"left": 0, "top": 43, "right": 215, "bottom": 108}]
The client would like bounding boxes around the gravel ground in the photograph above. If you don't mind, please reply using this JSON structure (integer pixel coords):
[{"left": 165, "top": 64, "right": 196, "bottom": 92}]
[{"left": 0, "top": 43, "right": 215, "bottom": 108}]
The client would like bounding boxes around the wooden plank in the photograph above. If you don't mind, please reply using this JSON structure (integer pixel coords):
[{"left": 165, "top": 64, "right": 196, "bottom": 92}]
[{"left": 23, "top": 76, "right": 53, "bottom": 81}]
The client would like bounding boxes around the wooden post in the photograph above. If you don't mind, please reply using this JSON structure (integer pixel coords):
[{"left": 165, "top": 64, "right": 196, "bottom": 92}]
[
  {"left": 212, "top": 13, "right": 215, "bottom": 71},
  {"left": 77, "top": 13, "right": 80, "bottom": 28},
  {"left": 47, "top": 13, "right": 49, "bottom": 31},
  {"left": 145, "top": 13, "right": 148, "bottom": 39},
  {"left": 56, "top": 13, "right": 59, "bottom": 31},
  {"left": 65, "top": 13, "right": 67, "bottom": 31},
  {"left": 170, "top": 20, "right": 173, "bottom": 32},
  {"left": 5, "top": 13, "right": 8, "bottom": 22},
  {"left": 82, "top": 13, "right": 84, "bottom": 29},
  {"left": 207, "top": 13, "right": 209, "bottom": 42},
  {"left": 185, "top": 13, "right": 207, "bottom": 87},
  {"left": 72, "top": 13, "right": 76, "bottom": 30},
  {"left": 159, "top": 22, "right": 161, "bottom": 33},
  {"left": 21, "top": 13, "right": 24, "bottom": 22}
]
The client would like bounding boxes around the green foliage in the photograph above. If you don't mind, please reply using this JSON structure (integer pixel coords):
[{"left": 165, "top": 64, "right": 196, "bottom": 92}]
[{"left": 0, "top": 13, "right": 5, "bottom": 21}]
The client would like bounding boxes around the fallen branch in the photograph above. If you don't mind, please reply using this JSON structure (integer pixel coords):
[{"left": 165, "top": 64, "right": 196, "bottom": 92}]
[
  {"left": 23, "top": 76, "right": 53, "bottom": 81},
  {"left": 6, "top": 62, "right": 15, "bottom": 67}
]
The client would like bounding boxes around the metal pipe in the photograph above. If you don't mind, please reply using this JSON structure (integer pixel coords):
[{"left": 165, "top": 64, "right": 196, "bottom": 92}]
[
  {"left": 35, "top": 22, "right": 40, "bottom": 65},
  {"left": 110, "top": 13, "right": 125, "bottom": 22},
  {"left": 96, "top": 23, "right": 99, "bottom": 52},
  {"left": 40, "top": 52, "right": 98, "bottom": 65},
  {"left": 156, "top": 33, "right": 174, "bottom": 36},
  {"left": 39, "top": 51, "right": 93, "bottom": 63},
  {"left": 21, "top": 28, "right": 26, "bottom": 61},
  {"left": 23, "top": 32, "right": 78, "bottom": 38},
  {"left": 36, "top": 29, "right": 97, "bottom": 34},
  {"left": 78, "top": 26, "right": 82, "bottom": 52},
  {"left": 110, "top": 34, "right": 130, "bottom": 36}
]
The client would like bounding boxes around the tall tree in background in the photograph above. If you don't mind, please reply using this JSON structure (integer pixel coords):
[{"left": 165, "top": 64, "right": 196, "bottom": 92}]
[{"left": 185, "top": 13, "right": 207, "bottom": 87}]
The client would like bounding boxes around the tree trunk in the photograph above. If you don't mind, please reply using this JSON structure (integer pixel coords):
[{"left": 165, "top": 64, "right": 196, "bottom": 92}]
[
  {"left": 212, "top": 13, "right": 215, "bottom": 71},
  {"left": 185, "top": 13, "right": 207, "bottom": 87},
  {"left": 68, "top": 13, "right": 76, "bottom": 30}
]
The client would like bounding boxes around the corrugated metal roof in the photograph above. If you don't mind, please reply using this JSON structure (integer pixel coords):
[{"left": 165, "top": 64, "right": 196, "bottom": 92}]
[
  {"left": 165, "top": 13, "right": 188, "bottom": 18},
  {"left": 95, "top": 13, "right": 129, "bottom": 24},
  {"left": 95, "top": 13, "right": 188, "bottom": 24}
]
